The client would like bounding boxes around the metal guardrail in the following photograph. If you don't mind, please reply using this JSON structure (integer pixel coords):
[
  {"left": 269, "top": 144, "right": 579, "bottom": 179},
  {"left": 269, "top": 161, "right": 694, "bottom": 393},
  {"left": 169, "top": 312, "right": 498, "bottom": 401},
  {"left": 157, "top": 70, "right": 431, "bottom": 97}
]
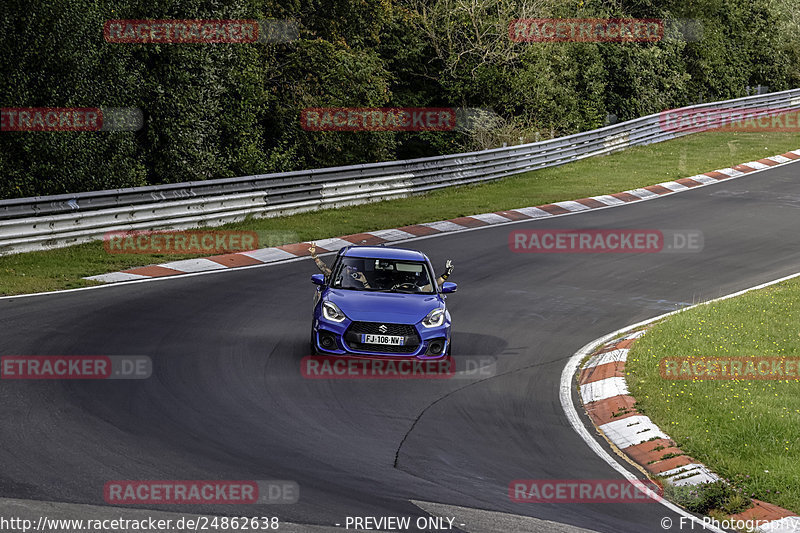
[{"left": 2, "top": 89, "right": 799, "bottom": 254}]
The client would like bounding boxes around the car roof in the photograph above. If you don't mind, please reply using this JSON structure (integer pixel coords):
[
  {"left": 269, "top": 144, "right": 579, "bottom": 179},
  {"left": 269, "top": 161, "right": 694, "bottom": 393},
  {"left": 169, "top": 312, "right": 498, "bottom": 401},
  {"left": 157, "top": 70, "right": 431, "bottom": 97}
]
[{"left": 340, "top": 245, "right": 428, "bottom": 262}]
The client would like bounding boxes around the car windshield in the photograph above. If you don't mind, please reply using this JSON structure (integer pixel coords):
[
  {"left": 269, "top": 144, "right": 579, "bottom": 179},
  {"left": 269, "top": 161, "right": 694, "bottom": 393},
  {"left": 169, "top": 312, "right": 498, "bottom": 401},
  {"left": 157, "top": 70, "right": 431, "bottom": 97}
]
[{"left": 331, "top": 257, "right": 435, "bottom": 294}]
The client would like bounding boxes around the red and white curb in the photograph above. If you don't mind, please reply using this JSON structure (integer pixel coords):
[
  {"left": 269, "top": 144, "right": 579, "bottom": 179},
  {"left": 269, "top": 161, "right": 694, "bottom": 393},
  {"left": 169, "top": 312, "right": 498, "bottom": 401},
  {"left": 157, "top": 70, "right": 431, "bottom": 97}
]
[
  {"left": 85, "top": 150, "right": 800, "bottom": 284},
  {"left": 579, "top": 330, "right": 800, "bottom": 532}
]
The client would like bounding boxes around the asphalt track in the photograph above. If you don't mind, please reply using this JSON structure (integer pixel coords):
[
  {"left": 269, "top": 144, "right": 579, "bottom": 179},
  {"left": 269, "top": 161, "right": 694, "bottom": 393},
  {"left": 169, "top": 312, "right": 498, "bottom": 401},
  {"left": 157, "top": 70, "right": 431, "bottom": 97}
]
[{"left": 0, "top": 161, "right": 798, "bottom": 532}]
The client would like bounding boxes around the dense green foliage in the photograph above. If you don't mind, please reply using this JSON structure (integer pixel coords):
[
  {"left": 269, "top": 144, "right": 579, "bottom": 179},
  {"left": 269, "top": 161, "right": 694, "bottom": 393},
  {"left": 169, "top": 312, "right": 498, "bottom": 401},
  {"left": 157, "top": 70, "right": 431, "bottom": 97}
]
[{"left": 1, "top": 0, "right": 798, "bottom": 198}]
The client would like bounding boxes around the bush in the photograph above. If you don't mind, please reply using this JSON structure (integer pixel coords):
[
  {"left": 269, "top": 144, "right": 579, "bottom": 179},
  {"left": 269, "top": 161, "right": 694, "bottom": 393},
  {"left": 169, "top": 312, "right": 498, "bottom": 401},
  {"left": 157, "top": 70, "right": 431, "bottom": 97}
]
[
  {"left": 665, "top": 480, "right": 752, "bottom": 515},
  {"left": 1, "top": 0, "right": 798, "bottom": 199}
]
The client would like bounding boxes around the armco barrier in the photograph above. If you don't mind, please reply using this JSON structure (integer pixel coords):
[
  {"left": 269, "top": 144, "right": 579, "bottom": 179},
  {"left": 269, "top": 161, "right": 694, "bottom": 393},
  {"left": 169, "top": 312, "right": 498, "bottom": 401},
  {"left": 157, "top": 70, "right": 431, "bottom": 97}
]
[{"left": 2, "top": 89, "right": 799, "bottom": 254}]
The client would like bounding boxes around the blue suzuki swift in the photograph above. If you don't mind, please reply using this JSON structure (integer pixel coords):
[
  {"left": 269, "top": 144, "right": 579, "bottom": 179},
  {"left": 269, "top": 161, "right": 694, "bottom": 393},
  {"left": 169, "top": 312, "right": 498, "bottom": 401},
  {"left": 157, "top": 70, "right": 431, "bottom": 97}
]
[{"left": 310, "top": 246, "right": 456, "bottom": 358}]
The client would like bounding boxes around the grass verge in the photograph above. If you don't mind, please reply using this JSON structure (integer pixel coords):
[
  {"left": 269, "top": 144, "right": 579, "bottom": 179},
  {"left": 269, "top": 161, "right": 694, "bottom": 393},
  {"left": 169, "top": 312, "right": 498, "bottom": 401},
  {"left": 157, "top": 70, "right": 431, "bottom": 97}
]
[
  {"left": 626, "top": 276, "right": 800, "bottom": 514},
  {"left": 1, "top": 130, "right": 798, "bottom": 296}
]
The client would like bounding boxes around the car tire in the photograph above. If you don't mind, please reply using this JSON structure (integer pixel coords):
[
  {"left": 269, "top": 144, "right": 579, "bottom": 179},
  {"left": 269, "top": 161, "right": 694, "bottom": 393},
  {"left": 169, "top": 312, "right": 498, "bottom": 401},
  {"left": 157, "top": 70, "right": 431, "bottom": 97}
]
[
  {"left": 310, "top": 330, "right": 319, "bottom": 355},
  {"left": 446, "top": 339, "right": 452, "bottom": 356}
]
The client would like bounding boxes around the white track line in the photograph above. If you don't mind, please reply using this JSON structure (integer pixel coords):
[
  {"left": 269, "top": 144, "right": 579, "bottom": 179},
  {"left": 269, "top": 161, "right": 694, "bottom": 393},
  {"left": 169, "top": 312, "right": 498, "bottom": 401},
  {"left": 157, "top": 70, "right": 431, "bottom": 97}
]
[
  {"left": 598, "top": 416, "right": 669, "bottom": 449},
  {"left": 582, "top": 348, "right": 629, "bottom": 369},
  {"left": 369, "top": 228, "right": 418, "bottom": 241},
  {"left": 240, "top": 247, "right": 296, "bottom": 262},
  {"left": 589, "top": 195, "right": 626, "bottom": 206},
  {"left": 657, "top": 181, "right": 689, "bottom": 192},
  {"left": 312, "top": 237, "right": 355, "bottom": 251},
  {"left": 659, "top": 464, "right": 719, "bottom": 486},
  {"left": 84, "top": 272, "right": 149, "bottom": 283},
  {"left": 159, "top": 258, "right": 227, "bottom": 273},
  {"left": 420, "top": 220, "right": 466, "bottom": 232},
  {"left": 553, "top": 200, "right": 591, "bottom": 212},
  {"left": 513, "top": 206, "right": 552, "bottom": 217},
  {"left": 688, "top": 175, "right": 719, "bottom": 185},
  {"left": 625, "top": 188, "right": 659, "bottom": 200},
  {"left": 580, "top": 377, "right": 630, "bottom": 403},
  {"left": 470, "top": 213, "right": 512, "bottom": 224}
]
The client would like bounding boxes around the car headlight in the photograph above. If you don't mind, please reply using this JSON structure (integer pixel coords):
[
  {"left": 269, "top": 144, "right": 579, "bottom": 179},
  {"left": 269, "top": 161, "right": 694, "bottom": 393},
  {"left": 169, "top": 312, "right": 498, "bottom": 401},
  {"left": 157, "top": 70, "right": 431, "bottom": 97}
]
[
  {"left": 421, "top": 308, "right": 445, "bottom": 328},
  {"left": 322, "top": 301, "right": 347, "bottom": 322}
]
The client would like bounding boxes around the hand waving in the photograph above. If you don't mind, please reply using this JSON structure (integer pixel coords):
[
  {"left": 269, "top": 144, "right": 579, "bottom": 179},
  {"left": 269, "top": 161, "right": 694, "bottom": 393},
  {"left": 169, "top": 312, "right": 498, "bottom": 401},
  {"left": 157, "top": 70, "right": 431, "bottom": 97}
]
[{"left": 444, "top": 259, "right": 454, "bottom": 277}]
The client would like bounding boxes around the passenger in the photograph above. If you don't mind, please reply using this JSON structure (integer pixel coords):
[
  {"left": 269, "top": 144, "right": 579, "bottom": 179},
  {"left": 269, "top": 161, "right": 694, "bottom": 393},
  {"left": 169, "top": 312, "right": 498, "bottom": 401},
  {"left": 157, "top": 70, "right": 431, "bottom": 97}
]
[
  {"left": 309, "top": 242, "right": 332, "bottom": 277},
  {"left": 342, "top": 265, "right": 371, "bottom": 289},
  {"left": 309, "top": 243, "right": 371, "bottom": 288}
]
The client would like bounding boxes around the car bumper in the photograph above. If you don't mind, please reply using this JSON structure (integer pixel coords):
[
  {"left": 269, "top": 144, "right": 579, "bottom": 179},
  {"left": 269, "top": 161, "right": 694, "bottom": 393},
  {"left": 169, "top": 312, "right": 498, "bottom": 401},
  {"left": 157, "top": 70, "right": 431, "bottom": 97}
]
[{"left": 312, "top": 317, "right": 450, "bottom": 359}]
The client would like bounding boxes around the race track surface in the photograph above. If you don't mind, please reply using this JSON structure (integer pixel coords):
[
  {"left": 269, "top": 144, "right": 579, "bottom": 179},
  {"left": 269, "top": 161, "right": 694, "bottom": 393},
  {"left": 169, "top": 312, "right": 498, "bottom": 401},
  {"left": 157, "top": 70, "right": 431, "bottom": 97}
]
[{"left": 1, "top": 162, "right": 798, "bottom": 532}]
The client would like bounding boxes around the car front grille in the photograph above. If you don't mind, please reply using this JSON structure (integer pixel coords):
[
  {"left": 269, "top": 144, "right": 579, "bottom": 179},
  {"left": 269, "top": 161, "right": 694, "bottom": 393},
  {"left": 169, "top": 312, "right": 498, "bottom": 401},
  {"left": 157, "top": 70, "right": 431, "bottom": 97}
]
[{"left": 344, "top": 321, "right": 421, "bottom": 354}]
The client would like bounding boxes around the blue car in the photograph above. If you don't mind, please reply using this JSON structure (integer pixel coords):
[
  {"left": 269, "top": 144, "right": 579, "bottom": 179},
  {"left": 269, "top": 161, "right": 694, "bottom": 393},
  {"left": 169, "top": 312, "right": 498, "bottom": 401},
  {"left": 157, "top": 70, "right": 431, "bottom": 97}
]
[{"left": 310, "top": 245, "right": 457, "bottom": 358}]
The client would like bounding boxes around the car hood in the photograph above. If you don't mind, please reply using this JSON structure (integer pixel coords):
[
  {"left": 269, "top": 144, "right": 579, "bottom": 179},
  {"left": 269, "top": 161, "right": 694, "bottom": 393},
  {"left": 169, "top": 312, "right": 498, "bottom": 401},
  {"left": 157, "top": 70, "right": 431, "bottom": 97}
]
[{"left": 326, "top": 289, "right": 443, "bottom": 323}]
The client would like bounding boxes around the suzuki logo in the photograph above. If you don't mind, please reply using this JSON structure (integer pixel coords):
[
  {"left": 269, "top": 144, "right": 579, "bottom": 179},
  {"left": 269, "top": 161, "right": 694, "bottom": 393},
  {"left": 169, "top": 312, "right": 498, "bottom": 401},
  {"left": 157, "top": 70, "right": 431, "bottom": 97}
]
[{"left": 378, "top": 324, "right": 388, "bottom": 334}]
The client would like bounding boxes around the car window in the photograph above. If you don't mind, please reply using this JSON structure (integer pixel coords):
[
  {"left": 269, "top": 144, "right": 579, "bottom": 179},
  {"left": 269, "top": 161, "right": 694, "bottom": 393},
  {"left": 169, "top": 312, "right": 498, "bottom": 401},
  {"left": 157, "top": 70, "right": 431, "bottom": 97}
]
[{"left": 332, "top": 257, "right": 435, "bottom": 293}]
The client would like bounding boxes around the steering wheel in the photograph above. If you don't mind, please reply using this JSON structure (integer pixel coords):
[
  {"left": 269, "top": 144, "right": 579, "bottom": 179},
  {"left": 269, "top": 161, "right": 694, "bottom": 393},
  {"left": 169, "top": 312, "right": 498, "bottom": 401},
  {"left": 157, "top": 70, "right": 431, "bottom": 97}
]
[{"left": 391, "top": 282, "right": 418, "bottom": 292}]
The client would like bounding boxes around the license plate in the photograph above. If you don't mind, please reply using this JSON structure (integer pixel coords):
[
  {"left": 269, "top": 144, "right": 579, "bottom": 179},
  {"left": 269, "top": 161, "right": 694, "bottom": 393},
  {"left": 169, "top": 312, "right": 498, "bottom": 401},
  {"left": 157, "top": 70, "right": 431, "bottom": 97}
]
[{"left": 361, "top": 334, "right": 404, "bottom": 346}]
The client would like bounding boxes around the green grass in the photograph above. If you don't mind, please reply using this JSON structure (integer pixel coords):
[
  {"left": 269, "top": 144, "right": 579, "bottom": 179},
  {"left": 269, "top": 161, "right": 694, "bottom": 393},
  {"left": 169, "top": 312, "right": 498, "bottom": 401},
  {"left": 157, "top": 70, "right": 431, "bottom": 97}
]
[
  {"left": 627, "top": 276, "right": 800, "bottom": 514},
  {"left": 0, "top": 129, "right": 798, "bottom": 295}
]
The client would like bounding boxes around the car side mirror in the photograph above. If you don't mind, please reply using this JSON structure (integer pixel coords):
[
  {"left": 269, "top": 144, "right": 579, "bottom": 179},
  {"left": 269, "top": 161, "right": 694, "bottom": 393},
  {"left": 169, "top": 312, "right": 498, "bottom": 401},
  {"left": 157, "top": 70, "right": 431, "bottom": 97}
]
[
  {"left": 311, "top": 274, "right": 325, "bottom": 286},
  {"left": 441, "top": 281, "right": 457, "bottom": 293}
]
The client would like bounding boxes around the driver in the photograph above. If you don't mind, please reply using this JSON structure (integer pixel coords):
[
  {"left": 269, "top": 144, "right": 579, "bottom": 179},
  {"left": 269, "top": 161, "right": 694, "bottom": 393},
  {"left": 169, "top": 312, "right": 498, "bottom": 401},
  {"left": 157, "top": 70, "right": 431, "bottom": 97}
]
[
  {"left": 433, "top": 259, "right": 454, "bottom": 288},
  {"left": 418, "top": 259, "right": 453, "bottom": 292},
  {"left": 309, "top": 243, "right": 453, "bottom": 289}
]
